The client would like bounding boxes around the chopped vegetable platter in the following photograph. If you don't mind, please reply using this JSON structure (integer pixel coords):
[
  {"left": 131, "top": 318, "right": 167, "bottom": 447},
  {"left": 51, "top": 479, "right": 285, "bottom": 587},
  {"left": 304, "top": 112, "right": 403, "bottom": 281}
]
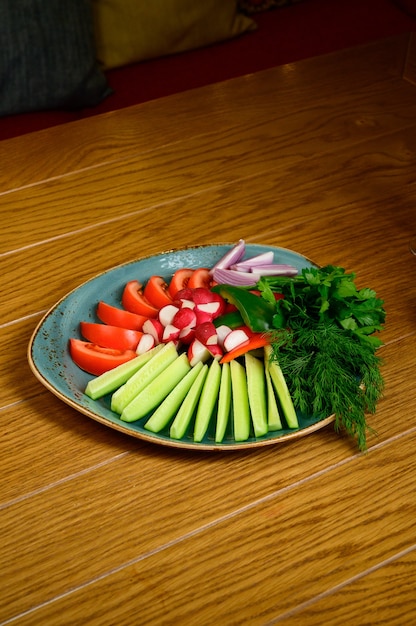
[{"left": 28, "top": 243, "right": 341, "bottom": 450}]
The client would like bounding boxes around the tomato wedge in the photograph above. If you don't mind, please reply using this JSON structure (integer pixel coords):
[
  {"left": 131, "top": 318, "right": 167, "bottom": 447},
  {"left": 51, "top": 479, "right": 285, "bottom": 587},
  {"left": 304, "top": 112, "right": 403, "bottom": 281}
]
[
  {"left": 80, "top": 322, "right": 143, "bottom": 351},
  {"left": 96, "top": 301, "right": 147, "bottom": 330},
  {"left": 143, "top": 275, "right": 173, "bottom": 309},
  {"left": 122, "top": 280, "right": 159, "bottom": 318},
  {"left": 188, "top": 268, "right": 213, "bottom": 289},
  {"left": 168, "top": 269, "right": 194, "bottom": 298},
  {"left": 69, "top": 339, "right": 137, "bottom": 375}
]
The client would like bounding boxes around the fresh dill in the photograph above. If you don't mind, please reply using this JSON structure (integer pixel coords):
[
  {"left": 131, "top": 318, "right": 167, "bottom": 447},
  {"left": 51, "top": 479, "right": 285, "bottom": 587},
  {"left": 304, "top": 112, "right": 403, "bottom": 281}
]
[{"left": 258, "top": 265, "right": 386, "bottom": 450}]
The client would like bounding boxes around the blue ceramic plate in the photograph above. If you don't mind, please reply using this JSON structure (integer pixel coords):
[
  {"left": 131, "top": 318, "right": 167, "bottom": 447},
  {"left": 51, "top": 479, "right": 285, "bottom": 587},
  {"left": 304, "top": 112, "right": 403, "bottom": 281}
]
[{"left": 28, "top": 243, "right": 334, "bottom": 450}]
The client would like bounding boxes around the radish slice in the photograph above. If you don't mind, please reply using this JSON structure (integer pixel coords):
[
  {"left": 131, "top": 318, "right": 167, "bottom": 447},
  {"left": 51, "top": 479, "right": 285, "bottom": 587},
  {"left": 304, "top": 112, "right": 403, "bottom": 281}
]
[
  {"left": 195, "top": 309, "right": 214, "bottom": 325},
  {"left": 207, "top": 344, "right": 223, "bottom": 359},
  {"left": 188, "top": 339, "right": 212, "bottom": 367},
  {"left": 173, "top": 288, "right": 194, "bottom": 302},
  {"left": 158, "top": 304, "right": 180, "bottom": 326},
  {"left": 173, "top": 307, "right": 197, "bottom": 329},
  {"left": 179, "top": 299, "right": 195, "bottom": 309},
  {"left": 215, "top": 324, "right": 233, "bottom": 347},
  {"left": 195, "top": 301, "right": 222, "bottom": 316},
  {"left": 195, "top": 322, "right": 218, "bottom": 346},
  {"left": 179, "top": 325, "right": 195, "bottom": 344},
  {"left": 209, "top": 239, "right": 246, "bottom": 275},
  {"left": 223, "top": 328, "right": 250, "bottom": 352},
  {"left": 162, "top": 324, "right": 181, "bottom": 342},
  {"left": 142, "top": 319, "right": 163, "bottom": 343},
  {"left": 136, "top": 334, "right": 155, "bottom": 354},
  {"left": 213, "top": 267, "right": 261, "bottom": 287},
  {"left": 192, "top": 288, "right": 216, "bottom": 304}
]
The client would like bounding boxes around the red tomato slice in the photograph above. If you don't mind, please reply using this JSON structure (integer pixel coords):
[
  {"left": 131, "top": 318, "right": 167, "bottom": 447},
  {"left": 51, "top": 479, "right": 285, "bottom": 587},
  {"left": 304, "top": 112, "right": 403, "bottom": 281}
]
[
  {"left": 122, "top": 280, "right": 159, "bottom": 318},
  {"left": 69, "top": 339, "right": 137, "bottom": 376},
  {"left": 80, "top": 322, "right": 143, "bottom": 351},
  {"left": 96, "top": 301, "right": 147, "bottom": 330},
  {"left": 168, "top": 269, "right": 194, "bottom": 298},
  {"left": 188, "top": 268, "right": 213, "bottom": 289},
  {"left": 143, "top": 275, "right": 173, "bottom": 309}
]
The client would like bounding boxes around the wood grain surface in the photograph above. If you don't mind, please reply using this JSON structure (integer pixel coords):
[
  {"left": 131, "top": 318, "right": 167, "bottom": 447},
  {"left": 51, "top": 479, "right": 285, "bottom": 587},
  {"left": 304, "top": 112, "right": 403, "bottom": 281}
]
[{"left": 1, "top": 33, "right": 415, "bottom": 625}]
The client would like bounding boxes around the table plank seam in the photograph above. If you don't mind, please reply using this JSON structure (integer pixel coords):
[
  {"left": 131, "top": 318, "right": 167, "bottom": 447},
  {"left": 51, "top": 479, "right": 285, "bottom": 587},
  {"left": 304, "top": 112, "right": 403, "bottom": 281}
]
[
  {"left": 3, "top": 427, "right": 416, "bottom": 624},
  {"left": 263, "top": 542, "right": 416, "bottom": 625},
  {"left": 2, "top": 34, "right": 416, "bottom": 624},
  {"left": 0, "top": 181, "right": 238, "bottom": 258},
  {"left": 0, "top": 310, "right": 46, "bottom": 330},
  {"left": 0, "top": 136, "right": 208, "bottom": 200},
  {"left": 0, "top": 449, "right": 131, "bottom": 512},
  {"left": 3, "top": 336, "right": 414, "bottom": 510},
  {"left": 1, "top": 457, "right": 367, "bottom": 623},
  {"left": 3, "top": 147, "right": 416, "bottom": 260}
]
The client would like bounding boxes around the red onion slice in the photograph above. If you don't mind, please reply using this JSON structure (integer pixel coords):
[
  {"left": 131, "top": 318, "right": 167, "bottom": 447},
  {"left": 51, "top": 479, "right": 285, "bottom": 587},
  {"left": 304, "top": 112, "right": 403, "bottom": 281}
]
[
  {"left": 231, "top": 251, "right": 274, "bottom": 271},
  {"left": 212, "top": 267, "right": 261, "bottom": 287},
  {"left": 251, "top": 264, "right": 298, "bottom": 276},
  {"left": 209, "top": 239, "right": 246, "bottom": 275}
]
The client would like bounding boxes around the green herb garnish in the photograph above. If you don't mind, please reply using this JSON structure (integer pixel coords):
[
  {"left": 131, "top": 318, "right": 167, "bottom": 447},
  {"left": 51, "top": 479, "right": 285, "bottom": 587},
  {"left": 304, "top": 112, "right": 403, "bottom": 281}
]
[{"left": 258, "top": 265, "right": 386, "bottom": 450}]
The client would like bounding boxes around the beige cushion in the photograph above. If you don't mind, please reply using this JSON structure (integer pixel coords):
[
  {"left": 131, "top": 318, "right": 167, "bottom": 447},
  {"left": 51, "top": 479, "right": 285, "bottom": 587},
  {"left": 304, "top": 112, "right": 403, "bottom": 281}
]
[{"left": 92, "top": 0, "right": 256, "bottom": 70}]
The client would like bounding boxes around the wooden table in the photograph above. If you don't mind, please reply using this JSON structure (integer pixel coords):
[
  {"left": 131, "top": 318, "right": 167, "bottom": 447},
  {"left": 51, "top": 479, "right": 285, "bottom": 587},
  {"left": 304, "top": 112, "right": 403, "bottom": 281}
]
[{"left": 1, "top": 33, "right": 416, "bottom": 625}]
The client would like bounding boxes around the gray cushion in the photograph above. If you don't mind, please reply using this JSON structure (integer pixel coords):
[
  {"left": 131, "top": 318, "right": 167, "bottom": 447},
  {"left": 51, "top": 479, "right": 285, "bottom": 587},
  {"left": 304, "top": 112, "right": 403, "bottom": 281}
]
[{"left": 0, "top": 0, "right": 111, "bottom": 117}]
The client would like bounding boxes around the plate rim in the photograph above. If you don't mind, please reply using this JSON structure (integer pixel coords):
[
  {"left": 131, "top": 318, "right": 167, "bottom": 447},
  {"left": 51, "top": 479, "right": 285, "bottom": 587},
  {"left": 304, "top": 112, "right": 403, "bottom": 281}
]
[{"left": 27, "top": 242, "right": 335, "bottom": 451}]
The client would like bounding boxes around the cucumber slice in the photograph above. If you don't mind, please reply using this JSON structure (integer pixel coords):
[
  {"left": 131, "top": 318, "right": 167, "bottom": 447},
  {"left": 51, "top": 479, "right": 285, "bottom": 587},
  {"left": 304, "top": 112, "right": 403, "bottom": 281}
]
[
  {"left": 144, "top": 362, "right": 203, "bottom": 433},
  {"left": 170, "top": 364, "right": 208, "bottom": 440},
  {"left": 111, "top": 341, "right": 178, "bottom": 414},
  {"left": 215, "top": 361, "right": 231, "bottom": 443},
  {"left": 264, "top": 353, "right": 283, "bottom": 431},
  {"left": 84, "top": 345, "right": 163, "bottom": 400},
  {"left": 245, "top": 353, "right": 268, "bottom": 438},
  {"left": 230, "top": 359, "right": 251, "bottom": 442},
  {"left": 264, "top": 345, "right": 299, "bottom": 429},
  {"left": 120, "top": 353, "right": 190, "bottom": 422},
  {"left": 193, "top": 358, "right": 222, "bottom": 442}
]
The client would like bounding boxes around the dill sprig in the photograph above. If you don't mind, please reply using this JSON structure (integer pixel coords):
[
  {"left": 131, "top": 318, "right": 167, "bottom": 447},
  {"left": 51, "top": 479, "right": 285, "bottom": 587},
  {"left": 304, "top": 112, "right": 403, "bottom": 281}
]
[
  {"left": 259, "top": 265, "right": 386, "bottom": 450},
  {"left": 270, "top": 322, "right": 383, "bottom": 450}
]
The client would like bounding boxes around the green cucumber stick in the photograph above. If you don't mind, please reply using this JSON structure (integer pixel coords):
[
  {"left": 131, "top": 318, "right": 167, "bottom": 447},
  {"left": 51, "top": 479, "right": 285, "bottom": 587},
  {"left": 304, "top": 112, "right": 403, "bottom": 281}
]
[
  {"left": 111, "top": 341, "right": 177, "bottom": 414},
  {"left": 245, "top": 353, "right": 268, "bottom": 438},
  {"left": 85, "top": 345, "right": 163, "bottom": 400},
  {"left": 120, "top": 353, "right": 190, "bottom": 422},
  {"left": 193, "top": 358, "right": 222, "bottom": 443},
  {"left": 170, "top": 364, "right": 208, "bottom": 440},
  {"left": 215, "top": 361, "right": 232, "bottom": 443},
  {"left": 265, "top": 345, "right": 299, "bottom": 429},
  {"left": 264, "top": 349, "right": 282, "bottom": 431},
  {"left": 144, "top": 362, "right": 203, "bottom": 433},
  {"left": 230, "top": 359, "right": 251, "bottom": 442}
]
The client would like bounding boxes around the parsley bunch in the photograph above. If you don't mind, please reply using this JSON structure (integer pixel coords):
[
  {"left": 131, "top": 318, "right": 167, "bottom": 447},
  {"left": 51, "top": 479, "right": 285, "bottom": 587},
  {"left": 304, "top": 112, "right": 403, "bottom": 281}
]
[{"left": 258, "top": 266, "right": 386, "bottom": 450}]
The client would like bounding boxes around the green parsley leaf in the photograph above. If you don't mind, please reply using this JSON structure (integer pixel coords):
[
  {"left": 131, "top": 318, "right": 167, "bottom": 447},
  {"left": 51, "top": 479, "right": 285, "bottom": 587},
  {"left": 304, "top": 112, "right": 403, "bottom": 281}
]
[{"left": 259, "top": 265, "right": 386, "bottom": 450}]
